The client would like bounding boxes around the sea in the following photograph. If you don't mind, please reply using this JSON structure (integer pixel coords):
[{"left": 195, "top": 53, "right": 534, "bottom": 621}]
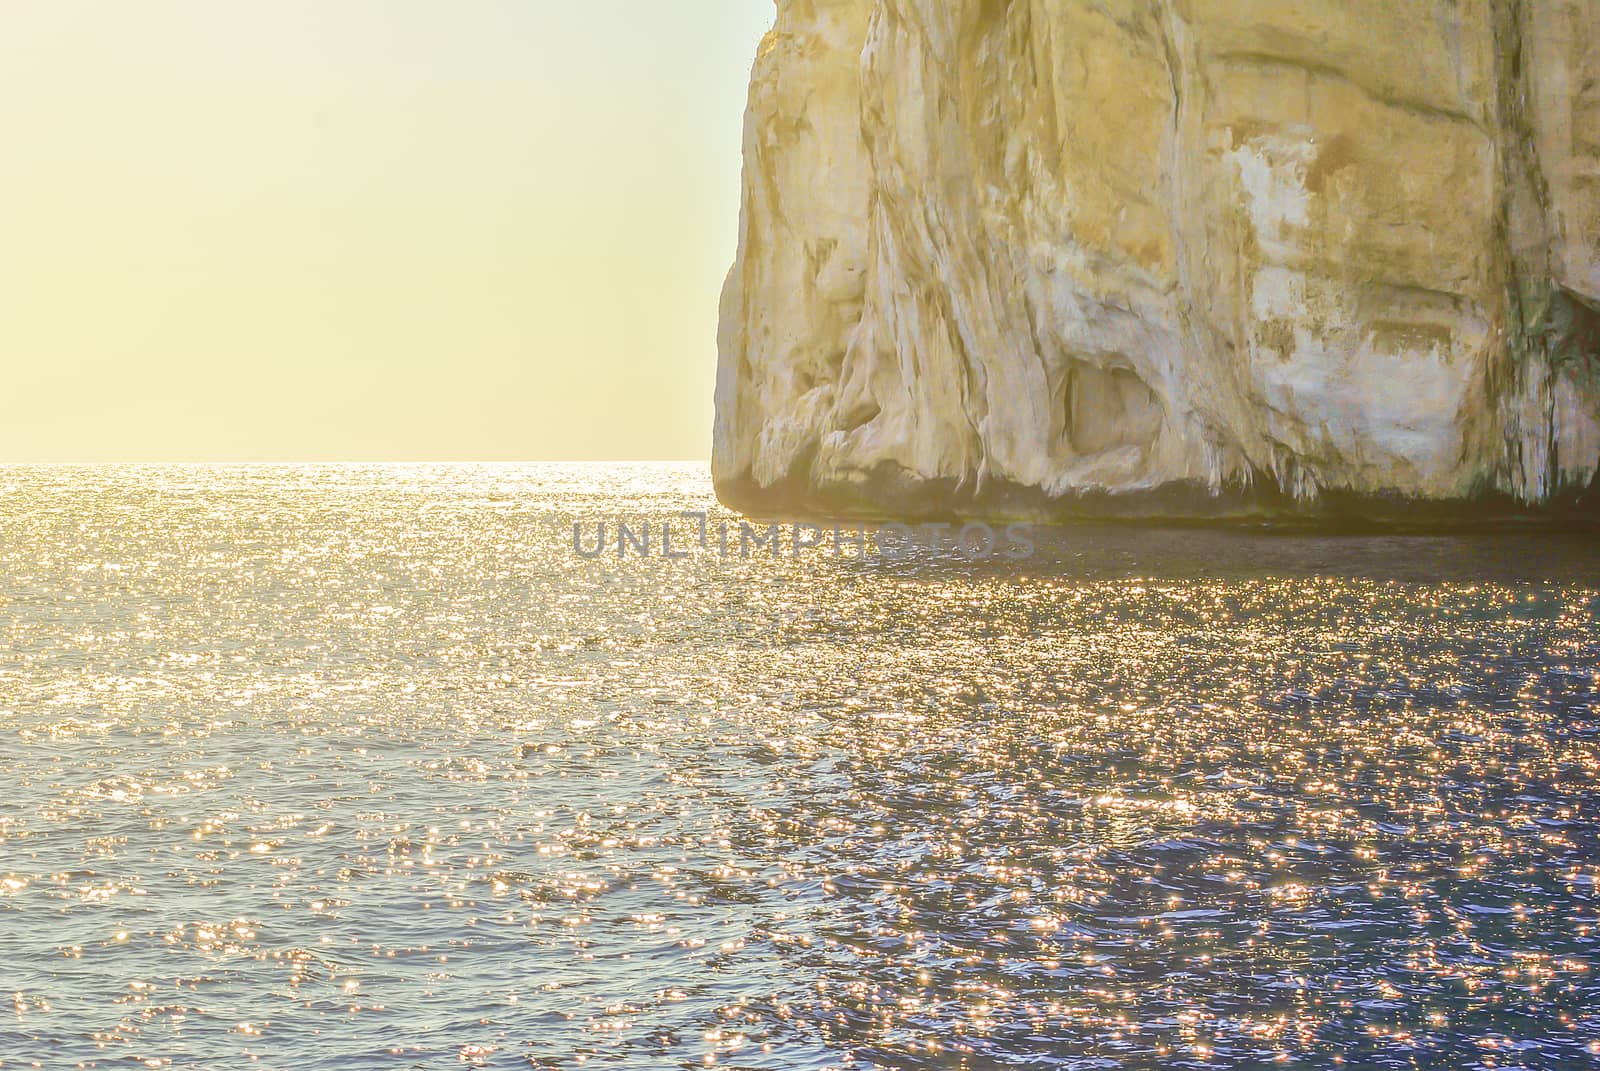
[{"left": 1, "top": 463, "right": 1596, "bottom": 1070}]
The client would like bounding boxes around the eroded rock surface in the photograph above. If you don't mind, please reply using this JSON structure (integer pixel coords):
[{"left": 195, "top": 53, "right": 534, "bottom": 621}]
[{"left": 714, "top": 0, "right": 1600, "bottom": 521}]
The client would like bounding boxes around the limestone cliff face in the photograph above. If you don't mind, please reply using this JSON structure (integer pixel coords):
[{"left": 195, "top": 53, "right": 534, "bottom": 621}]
[{"left": 714, "top": 0, "right": 1600, "bottom": 520}]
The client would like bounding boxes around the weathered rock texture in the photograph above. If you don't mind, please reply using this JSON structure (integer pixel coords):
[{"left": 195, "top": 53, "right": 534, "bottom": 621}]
[{"left": 714, "top": 0, "right": 1600, "bottom": 522}]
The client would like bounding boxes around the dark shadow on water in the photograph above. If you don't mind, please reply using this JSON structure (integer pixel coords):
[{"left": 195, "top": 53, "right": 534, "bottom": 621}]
[{"left": 835, "top": 526, "right": 1600, "bottom": 585}]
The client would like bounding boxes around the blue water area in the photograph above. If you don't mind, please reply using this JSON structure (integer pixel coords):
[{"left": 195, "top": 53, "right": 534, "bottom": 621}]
[{"left": 0, "top": 464, "right": 1596, "bottom": 1069}]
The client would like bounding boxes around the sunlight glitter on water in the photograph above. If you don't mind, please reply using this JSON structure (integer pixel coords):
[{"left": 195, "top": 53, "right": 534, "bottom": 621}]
[{"left": 0, "top": 464, "right": 1597, "bottom": 1070}]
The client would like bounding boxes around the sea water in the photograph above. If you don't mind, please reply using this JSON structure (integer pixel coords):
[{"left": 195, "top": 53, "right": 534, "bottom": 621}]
[{"left": 1, "top": 464, "right": 1596, "bottom": 1069}]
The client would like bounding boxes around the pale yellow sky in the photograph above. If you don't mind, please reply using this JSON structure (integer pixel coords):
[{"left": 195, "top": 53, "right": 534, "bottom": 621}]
[{"left": 0, "top": 1, "right": 774, "bottom": 461}]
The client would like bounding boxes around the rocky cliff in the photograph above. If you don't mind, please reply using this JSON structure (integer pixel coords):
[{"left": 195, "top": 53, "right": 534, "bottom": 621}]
[{"left": 713, "top": 0, "right": 1600, "bottom": 522}]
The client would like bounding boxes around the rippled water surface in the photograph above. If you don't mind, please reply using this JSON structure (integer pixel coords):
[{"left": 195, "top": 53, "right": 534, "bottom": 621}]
[{"left": 2, "top": 464, "right": 1598, "bottom": 1070}]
